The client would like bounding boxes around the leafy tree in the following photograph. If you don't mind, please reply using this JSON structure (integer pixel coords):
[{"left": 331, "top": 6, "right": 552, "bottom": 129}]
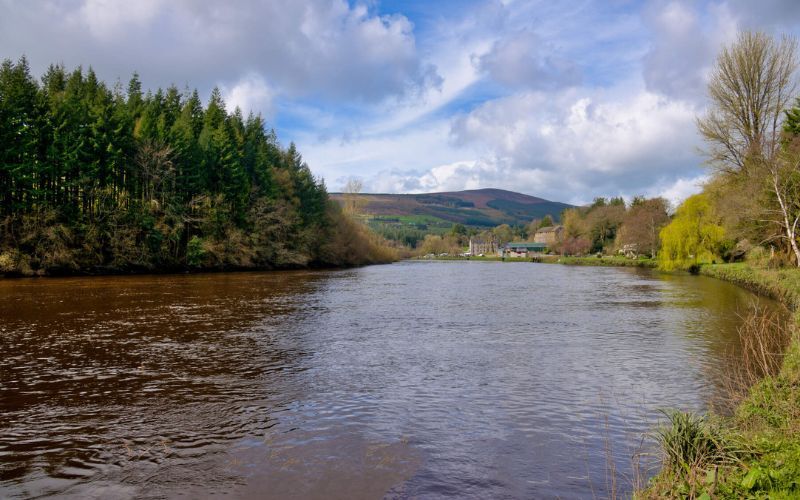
[
  {"left": 492, "top": 223, "right": 514, "bottom": 245},
  {"left": 586, "top": 204, "right": 625, "bottom": 253},
  {"left": 615, "top": 197, "right": 670, "bottom": 258},
  {"left": 658, "top": 194, "right": 726, "bottom": 271},
  {"left": 698, "top": 31, "right": 800, "bottom": 265}
]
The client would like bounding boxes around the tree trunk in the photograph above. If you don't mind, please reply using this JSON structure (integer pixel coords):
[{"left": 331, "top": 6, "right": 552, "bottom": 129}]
[{"left": 772, "top": 173, "right": 800, "bottom": 266}]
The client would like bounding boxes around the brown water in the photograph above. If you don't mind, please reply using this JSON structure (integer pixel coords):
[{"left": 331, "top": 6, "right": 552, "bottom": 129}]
[{"left": 0, "top": 261, "right": 779, "bottom": 498}]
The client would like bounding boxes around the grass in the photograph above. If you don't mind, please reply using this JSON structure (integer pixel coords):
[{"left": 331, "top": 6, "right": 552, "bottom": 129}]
[
  {"left": 640, "top": 263, "right": 800, "bottom": 499},
  {"left": 369, "top": 214, "right": 452, "bottom": 226},
  {"left": 647, "top": 410, "right": 746, "bottom": 499},
  {"left": 550, "top": 255, "right": 657, "bottom": 268},
  {"left": 417, "top": 253, "right": 657, "bottom": 267}
]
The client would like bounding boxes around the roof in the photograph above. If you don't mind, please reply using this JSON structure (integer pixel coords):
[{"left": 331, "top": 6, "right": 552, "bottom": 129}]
[
  {"left": 535, "top": 225, "right": 563, "bottom": 233},
  {"left": 505, "top": 242, "right": 547, "bottom": 249}
]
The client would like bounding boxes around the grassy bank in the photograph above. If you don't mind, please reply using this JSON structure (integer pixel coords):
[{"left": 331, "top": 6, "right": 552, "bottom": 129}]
[
  {"left": 417, "top": 254, "right": 657, "bottom": 268},
  {"left": 547, "top": 255, "right": 656, "bottom": 268},
  {"left": 640, "top": 263, "right": 800, "bottom": 498}
]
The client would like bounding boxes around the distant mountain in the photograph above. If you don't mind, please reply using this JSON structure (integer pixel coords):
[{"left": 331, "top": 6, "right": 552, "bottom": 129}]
[{"left": 330, "top": 188, "right": 573, "bottom": 227}]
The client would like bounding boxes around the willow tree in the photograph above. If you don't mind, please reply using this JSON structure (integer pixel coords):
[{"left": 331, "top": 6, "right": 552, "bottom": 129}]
[
  {"left": 698, "top": 31, "right": 800, "bottom": 265},
  {"left": 658, "top": 194, "right": 726, "bottom": 271}
]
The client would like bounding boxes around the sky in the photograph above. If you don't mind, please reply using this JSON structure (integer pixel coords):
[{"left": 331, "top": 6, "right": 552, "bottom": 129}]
[{"left": 2, "top": 1, "right": 800, "bottom": 205}]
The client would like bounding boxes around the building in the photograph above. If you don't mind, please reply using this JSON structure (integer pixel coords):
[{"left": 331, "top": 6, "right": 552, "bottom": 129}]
[
  {"left": 501, "top": 242, "right": 548, "bottom": 258},
  {"left": 533, "top": 225, "right": 564, "bottom": 245},
  {"left": 468, "top": 237, "right": 497, "bottom": 256}
]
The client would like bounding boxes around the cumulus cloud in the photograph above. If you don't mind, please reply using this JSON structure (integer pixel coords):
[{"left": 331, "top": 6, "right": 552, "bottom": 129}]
[
  {"left": 221, "top": 74, "right": 275, "bottom": 118},
  {"left": 645, "top": 174, "right": 709, "bottom": 209},
  {"left": 366, "top": 85, "right": 703, "bottom": 203},
  {"left": 78, "top": 0, "right": 162, "bottom": 40},
  {"left": 0, "top": 0, "right": 438, "bottom": 108}
]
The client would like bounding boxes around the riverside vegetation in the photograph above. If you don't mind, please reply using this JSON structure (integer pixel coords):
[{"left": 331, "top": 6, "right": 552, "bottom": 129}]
[
  {"left": 0, "top": 58, "right": 395, "bottom": 276},
  {"left": 637, "top": 32, "right": 800, "bottom": 498}
]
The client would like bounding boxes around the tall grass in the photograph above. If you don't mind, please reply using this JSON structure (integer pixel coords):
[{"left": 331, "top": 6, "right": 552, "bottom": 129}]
[
  {"left": 717, "top": 302, "right": 793, "bottom": 411},
  {"left": 651, "top": 410, "right": 744, "bottom": 498}
]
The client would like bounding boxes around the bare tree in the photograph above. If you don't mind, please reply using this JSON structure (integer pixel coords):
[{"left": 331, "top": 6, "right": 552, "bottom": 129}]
[
  {"left": 615, "top": 197, "right": 670, "bottom": 258},
  {"left": 342, "top": 178, "right": 365, "bottom": 216},
  {"left": 698, "top": 31, "right": 800, "bottom": 264},
  {"left": 135, "top": 139, "right": 175, "bottom": 206},
  {"left": 768, "top": 136, "right": 800, "bottom": 263}
]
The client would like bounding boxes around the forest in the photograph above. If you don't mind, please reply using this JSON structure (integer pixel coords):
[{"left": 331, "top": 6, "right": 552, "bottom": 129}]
[{"left": 0, "top": 58, "right": 395, "bottom": 275}]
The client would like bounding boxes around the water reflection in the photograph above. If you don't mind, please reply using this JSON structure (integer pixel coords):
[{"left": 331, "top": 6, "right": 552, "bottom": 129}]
[{"left": 0, "top": 262, "right": 783, "bottom": 498}]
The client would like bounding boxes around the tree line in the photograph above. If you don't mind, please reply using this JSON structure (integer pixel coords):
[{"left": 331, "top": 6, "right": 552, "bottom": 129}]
[
  {"left": 0, "top": 57, "right": 394, "bottom": 275},
  {"left": 658, "top": 31, "right": 800, "bottom": 270},
  {"left": 410, "top": 196, "right": 670, "bottom": 258}
]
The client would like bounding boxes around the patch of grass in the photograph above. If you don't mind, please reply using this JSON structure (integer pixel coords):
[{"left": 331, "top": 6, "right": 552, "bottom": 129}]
[
  {"left": 552, "top": 255, "right": 657, "bottom": 268},
  {"left": 641, "top": 262, "right": 800, "bottom": 499},
  {"left": 643, "top": 410, "right": 744, "bottom": 499}
]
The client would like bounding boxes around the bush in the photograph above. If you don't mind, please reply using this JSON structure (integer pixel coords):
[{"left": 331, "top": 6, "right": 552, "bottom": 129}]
[
  {"left": 652, "top": 410, "right": 745, "bottom": 498},
  {"left": 186, "top": 236, "right": 206, "bottom": 268},
  {"left": 317, "top": 202, "right": 398, "bottom": 266},
  {"left": 657, "top": 411, "right": 729, "bottom": 474}
]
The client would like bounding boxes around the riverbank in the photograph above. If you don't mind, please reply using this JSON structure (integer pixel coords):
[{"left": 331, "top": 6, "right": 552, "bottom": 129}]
[
  {"left": 640, "top": 263, "right": 800, "bottom": 498},
  {"left": 417, "top": 254, "right": 657, "bottom": 267}
]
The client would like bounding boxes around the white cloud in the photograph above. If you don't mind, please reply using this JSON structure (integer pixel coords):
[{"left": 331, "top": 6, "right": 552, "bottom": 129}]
[
  {"left": 0, "top": 0, "right": 437, "bottom": 106},
  {"left": 367, "top": 83, "right": 704, "bottom": 203},
  {"left": 646, "top": 174, "right": 709, "bottom": 209},
  {"left": 221, "top": 74, "right": 274, "bottom": 118},
  {"left": 79, "top": 0, "right": 162, "bottom": 39}
]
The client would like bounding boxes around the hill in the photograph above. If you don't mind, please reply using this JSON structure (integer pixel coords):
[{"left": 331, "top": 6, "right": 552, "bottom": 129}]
[{"left": 330, "top": 188, "right": 573, "bottom": 227}]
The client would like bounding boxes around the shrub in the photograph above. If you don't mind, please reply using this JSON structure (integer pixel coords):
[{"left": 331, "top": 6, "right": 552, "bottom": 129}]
[
  {"left": 655, "top": 410, "right": 743, "bottom": 485},
  {"left": 186, "top": 236, "right": 206, "bottom": 268}
]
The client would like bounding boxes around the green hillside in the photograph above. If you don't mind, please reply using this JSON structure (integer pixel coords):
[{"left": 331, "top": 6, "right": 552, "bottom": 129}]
[{"left": 330, "top": 188, "right": 573, "bottom": 227}]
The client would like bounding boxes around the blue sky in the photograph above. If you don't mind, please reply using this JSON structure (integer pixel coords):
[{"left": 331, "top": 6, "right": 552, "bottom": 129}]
[{"left": 2, "top": 0, "right": 800, "bottom": 205}]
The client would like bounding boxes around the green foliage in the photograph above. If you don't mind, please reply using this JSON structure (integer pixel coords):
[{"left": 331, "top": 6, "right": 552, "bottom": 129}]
[
  {"left": 186, "top": 236, "right": 205, "bottom": 267},
  {"left": 450, "top": 223, "right": 467, "bottom": 236},
  {"left": 656, "top": 410, "right": 738, "bottom": 473},
  {"left": 658, "top": 193, "right": 726, "bottom": 271}
]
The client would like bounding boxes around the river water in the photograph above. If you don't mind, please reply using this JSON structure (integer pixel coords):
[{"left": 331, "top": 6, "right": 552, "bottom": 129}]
[{"left": 0, "top": 261, "right": 778, "bottom": 498}]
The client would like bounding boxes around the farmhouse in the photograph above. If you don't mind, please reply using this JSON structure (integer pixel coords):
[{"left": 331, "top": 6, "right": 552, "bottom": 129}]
[
  {"left": 468, "top": 237, "right": 497, "bottom": 256},
  {"left": 533, "top": 225, "right": 564, "bottom": 245},
  {"left": 501, "top": 242, "right": 548, "bottom": 258}
]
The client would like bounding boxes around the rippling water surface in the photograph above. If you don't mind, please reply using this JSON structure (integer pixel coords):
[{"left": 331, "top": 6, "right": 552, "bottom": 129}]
[{"left": 0, "top": 261, "right": 779, "bottom": 498}]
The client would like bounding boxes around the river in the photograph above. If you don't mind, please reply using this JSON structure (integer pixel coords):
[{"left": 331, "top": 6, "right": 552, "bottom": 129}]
[{"left": 0, "top": 261, "right": 779, "bottom": 498}]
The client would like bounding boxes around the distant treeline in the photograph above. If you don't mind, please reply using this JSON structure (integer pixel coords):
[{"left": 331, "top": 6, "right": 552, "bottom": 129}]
[{"left": 0, "top": 57, "right": 394, "bottom": 275}]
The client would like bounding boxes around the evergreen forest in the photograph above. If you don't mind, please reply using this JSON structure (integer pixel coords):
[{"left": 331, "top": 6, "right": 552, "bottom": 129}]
[{"left": 0, "top": 57, "right": 394, "bottom": 275}]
